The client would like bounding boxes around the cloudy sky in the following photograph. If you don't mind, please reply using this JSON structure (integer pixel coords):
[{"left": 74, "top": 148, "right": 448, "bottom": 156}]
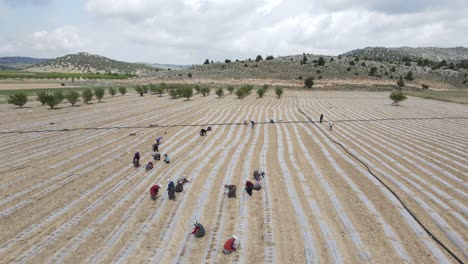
[{"left": 0, "top": 0, "right": 467, "bottom": 64}]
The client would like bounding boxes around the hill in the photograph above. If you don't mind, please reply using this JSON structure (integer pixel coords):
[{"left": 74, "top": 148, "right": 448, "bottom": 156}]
[
  {"left": 147, "top": 51, "right": 468, "bottom": 89},
  {"left": 28, "top": 52, "right": 159, "bottom": 75},
  {"left": 342, "top": 47, "right": 468, "bottom": 62},
  {"left": 0, "top": 56, "right": 51, "bottom": 69}
]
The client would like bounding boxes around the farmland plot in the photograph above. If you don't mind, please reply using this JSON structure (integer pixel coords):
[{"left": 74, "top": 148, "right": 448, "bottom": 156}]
[{"left": 0, "top": 90, "right": 466, "bottom": 263}]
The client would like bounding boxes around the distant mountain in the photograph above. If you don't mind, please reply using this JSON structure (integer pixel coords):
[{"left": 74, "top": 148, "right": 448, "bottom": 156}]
[
  {"left": 0, "top": 56, "right": 51, "bottom": 69},
  {"left": 342, "top": 47, "right": 468, "bottom": 62},
  {"left": 28, "top": 52, "right": 159, "bottom": 75}
]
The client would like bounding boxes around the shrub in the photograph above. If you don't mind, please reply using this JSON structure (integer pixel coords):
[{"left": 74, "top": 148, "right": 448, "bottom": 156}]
[
  {"left": 227, "top": 86, "right": 234, "bottom": 94},
  {"left": 215, "top": 88, "right": 224, "bottom": 98},
  {"left": 188, "top": 73, "right": 192, "bottom": 77},
  {"left": 275, "top": 87, "right": 283, "bottom": 98},
  {"left": 265, "top": 55, "right": 274, "bottom": 60},
  {"left": 65, "top": 90, "right": 80, "bottom": 106},
  {"left": 82, "top": 88, "right": 94, "bottom": 104},
  {"left": 257, "top": 88, "right": 265, "bottom": 98},
  {"left": 298, "top": 76, "right": 303, "bottom": 80},
  {"left": 119, "top": 86, "right": 127, "bottom": 96},
  {"left": 346, "top": 67, "right": 351, "bottom": 71},
  {"left": 7, "top": 92, "right": 28, "bottom": 107},
  {"left": 44, "top": 93, "right": 62, "bottom": 109},
  {"left": 390, "top": 66, "right": 396, "bottom": 72},
  {"left": 349, "top": 61, "right": 355, "bottom": 66},
  {"left": 397, "top": 76, "right": 405, "bottom": 90},
  {"left": 235, "top": 89, "right": 246, "bottom": 99},
  {"left": 37, "top": 91, "right": 48, "bottom": 105},
  {"left": 369, "top": 67, "right": 377, "bottom": 76},
  {"left": 421, "top": 84, "right": 429, "bottom": 90},
  {"left": 255, "top": 55, "right": 263, "bottom": 62},
  {"left": 108, "top": 87, "right": 116, "bottom": 96},
  {"left": 203, "top": 59, "right": 210, "bottom": 65},
  {"left": 304, "top": 77, "right": 314, "bottom": 88},
  {"left": 262, "top": 84, "right": 269, "bottom": 90},
  {"left": 390, "top": 91, "right": 407, "bottom": 105},
  {"left": 200, "top": 87, "right": 211, "bottom": 96},
  {"left": 94, "top": 87, "right": 105, "bottom": 102}
]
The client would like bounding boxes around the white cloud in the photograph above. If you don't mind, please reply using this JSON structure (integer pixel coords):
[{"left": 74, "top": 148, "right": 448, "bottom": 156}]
[{"left": 30, "top": 26, "right": 84, "bottom": 53}]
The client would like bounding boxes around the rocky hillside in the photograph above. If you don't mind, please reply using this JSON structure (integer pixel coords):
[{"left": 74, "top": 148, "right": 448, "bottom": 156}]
[
  {"left": 342, "top": 47, "right": 468, "bottom": 62},
  {"left": 28, "top": 52, "right": 158, "bottom": 75},
  {"left": 148, "top": 52, "right": 468, "bottom": 89},
  {"left": 0, "top": 56, "right": 50, "bottom": 69}
]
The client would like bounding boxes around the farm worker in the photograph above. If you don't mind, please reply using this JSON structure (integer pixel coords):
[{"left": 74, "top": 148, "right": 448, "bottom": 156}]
[
  {"left": 149, "top": 184, "right": 161, "bottom": 200},
  {"left": 328, "top": 121, "right": 334, "bottom": 131},
  {"left": 200, "top": 128, "right": 207, "bottom": 136},
  {"left": 225, "top": 184, "right": 237, "bottom": 198},
  {"left": 145, "top": 161, "right": 154, "bottom": 171},
  {"left": 243, "top": 120, "right": 247, "bottom": 125},
  {"left": 153, "top": 152, "right": 161, "bottom": 160},
  {"left": 253, "top": 170, "right": 265, "bottom": 181},
  {"left": 250, "top": 120, "right": 255, "bottom": 129},
  {"left": 153, "top": 142, "right": 159, "bottom": 152},
  {"left": 164, "top": 154, "right": 170, "bottom": 164},
  {"left": 156, "top": 137, "right": 163, "bottom": 145},
  {"left": 167, "top": 179, "right": 176, "bottom": 200},
  {"left": 133, "top": 151, "right": 140, "bottom": 167},
  {"left": 223, "top": 235, "right": 238, "bottom": 254},
  {"left": 175, "top": 180, "right": 184, "bottom": 192},
  {"left": 253, "top": 179, "right": 262, "bottom": 190},
  {"left": 245, "top": 180, "right": 254, "bottom": 196},
  {"left": 206, "top": 126, "right": 212, "bottom": 131},
  {"left": 320, "top": 114, "right": 324, "bottom": 123},
  {"left": 191, "top": 221, "right": 206, "bottom": 238}
]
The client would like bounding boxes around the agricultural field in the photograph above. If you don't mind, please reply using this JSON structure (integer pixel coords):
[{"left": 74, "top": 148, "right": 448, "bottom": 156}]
[{"left": 0, "top": 89, "right": 466, "bottom": 263}]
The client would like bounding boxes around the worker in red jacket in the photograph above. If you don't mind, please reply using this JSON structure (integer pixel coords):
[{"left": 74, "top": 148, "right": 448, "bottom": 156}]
[
  {"left": 149, "top": 184, "right": 161, "bottom": 200},
  {"left": 245, "top": 180, "right": 254, "bottom": 196},
  {"left": 223, "top": 235, "right": 238, "bottom": 254}
]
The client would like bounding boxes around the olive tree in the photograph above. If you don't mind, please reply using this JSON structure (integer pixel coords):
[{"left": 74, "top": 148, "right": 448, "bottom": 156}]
[
  {"left": 275, "top": 87, "right": 284, "bottom": 98},
  {"left": 82, "top": 88, "right": 94, "bottom": 104},
  {"left": 390, "top": 91, "right": 407, "bottom": 106},
  {"left": 94, "top": 87, "right": 105, "bottom": 102},
  {"left": 257, "top": 88, "right": 266, "bottom": 98},
  {"left": 108, "top": 87, "right": 116, "bottom": 96},
  {"left": 215, "top": 88, "right": 224, "bottom": 98},
  {"left": 119, "top": 86, "right": 127, "bottom": 96},
  {"left": 65, "top": 90, "right": 80, "bottom": 106},
  {"left": 7, "top": 92, "right": 28, "bottom": 108}
]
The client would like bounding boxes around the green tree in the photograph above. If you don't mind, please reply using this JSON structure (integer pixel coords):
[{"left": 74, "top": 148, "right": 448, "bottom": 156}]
[
  {"left": 404, "top": 71, "right": 414, "bottom": 81},
  {"left": 397, "top": 76, "right": 405, "bottom": 90},
  {"left": 369, "top": 67, "right": 377, "bottom": 76},
  {"left": 160, "top": 82, "right": 167, "bottom": 92},
  {"left": 119, "top": 86, "right": 127, "bottom": 96},
  {"left": 317, "top": 57, "right": 325, "bottom": 66},
  {"left": 262, "top": 84, "right": 269, "bottom": 90},
  {"left": 82, "top": 88, "right": 94, "bottom": 104},
  {"left": 149, "top": 83, "right": 157, "bottom": 93},
  {"left": 390, "top": 91, "right": 407, "bottom": 105},
  {"left": 275, "top": 87, "right": 283, "bottom": 98},
  {"left": 7, "top": 92, "right": 28, "bottom": 108},
  {"left": 235, "top": 89, "right": 246, "bottom": 99},
  {"left": 255, "top": 55, "right": 263, "bottom": 62},
  {"left": 53, "top": 90, "right": 64, "bottom": 103},
  {"left": 155, "top": 86, "right": 164, "bottom": 96},
  {"left": 257, "top": 88, "right": 266, "bottom": 98},
  {"left": 421, "top": 84, "right": 429, "bottom": 90},
  {"left": 188, "top": 73, "right": 192, "bottom": 77},
  {"left": 65, "top": 90, "right": 80, "bottom": 106},
  {"left": 304, "top": 77, "right": 314, "bottom": 88},
  {"left": 108, "top": 87, "right": 116, "bottom": 96},
  {"left": 227, "top": 86, "right": 234, "bottom": 94},
  {"left": 94, "top": 87, "right": 105, "bottom": 102},
  {"left": 179, "top": 87, "right": 193, "bottom": 100},
  {"left": 215, "top": 88, "right": 224, "bottom": 98},
  {"left": 135, "top": 86, "right": 144, "bottom": 96},
  {"left": 194, "top": 85, "right": 201, "bottom": 94},
  {"left": 169, "top": 89, "right": 179, "bottom": 99},
  {"left": 37, "top": 91, "right": 48, "bottom": 105},
  {"left": 203, "top": 59, "right": 210, "bottom": 65},
  {"left": 44, "top": 93, "right": 61, "bottom": 109},
  {"left": 200, "top": 87, "right": 211, "bottom": 96}
]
